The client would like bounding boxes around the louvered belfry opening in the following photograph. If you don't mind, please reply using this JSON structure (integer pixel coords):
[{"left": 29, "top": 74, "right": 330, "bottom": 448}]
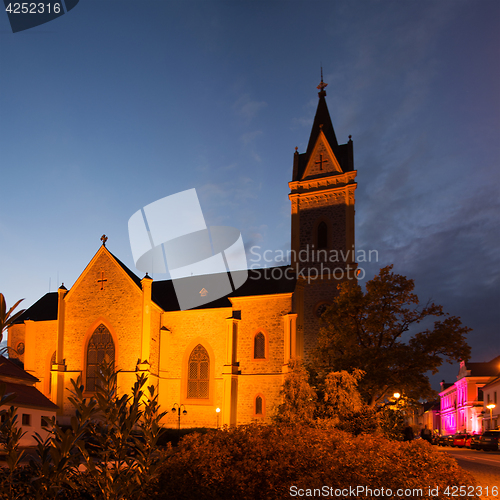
[
  {"left": 187, "top": 344, "right": 209, "bottom": 399},
  {"left": 86, "top": 324, "right": 115, "bottom": 392},
  {"left": 317, "top": 221, "right": 328, "bottom": 249}
]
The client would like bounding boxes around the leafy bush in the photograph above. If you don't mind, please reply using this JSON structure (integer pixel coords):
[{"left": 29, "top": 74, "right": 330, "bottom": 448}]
[
  {"left": 0, "top": 362, "right": 167, "bottom": 500},
  {"left": 273, "top": 359, "right": 317, "bottom": 425},
  {"left": 149, "top": 424, "right": 477, "bottom": 500}
]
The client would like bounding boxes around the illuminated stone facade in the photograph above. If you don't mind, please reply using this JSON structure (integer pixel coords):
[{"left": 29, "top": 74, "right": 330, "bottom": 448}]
[
  {"left": 8, "top": 85, "right": 357, "bottom": 427},
  {"left": 439, "top": 356, "right": 500, "bottom": 435}
]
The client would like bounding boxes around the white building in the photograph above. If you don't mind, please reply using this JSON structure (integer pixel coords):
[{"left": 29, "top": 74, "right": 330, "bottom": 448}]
[
  {"left": 481, "top": 374, "right": 500, "bottom": 430},
  {"left": 0, "top": 356, "right": 58, "bottom": 447}
]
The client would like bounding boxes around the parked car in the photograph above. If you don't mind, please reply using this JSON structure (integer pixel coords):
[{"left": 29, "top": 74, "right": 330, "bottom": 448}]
[
  {"left": 467, "top": 434, "right": 482, "bottom": 450},
  {"left": 452, "top": 433, "right": 470, "bottom": 448},
  {"left": 436, "top": 435, "right": 453, "bottom": 447},
  {"left": 478, "top": 430, "right": 500, "bottom": 451},
  {"left": 445, "top": 435, "right": 456, "bottom": 447}
]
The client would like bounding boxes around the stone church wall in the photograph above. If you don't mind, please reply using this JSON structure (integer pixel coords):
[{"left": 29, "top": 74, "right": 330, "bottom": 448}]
[
  {"left": 158, "top": 307, "right": 230, "bottom": 428},
  {"left": 63, "top": 251, "right": 143, "bottom": 375}
]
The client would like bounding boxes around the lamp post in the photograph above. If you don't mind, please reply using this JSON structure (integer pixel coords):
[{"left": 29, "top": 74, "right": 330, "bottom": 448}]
[
  {"left": 392, "top": 392, "right": 401, "bottom": 409},
  {"left": 172, "top": 403, "right": 187, "bottom": 432},
  {"left": 215, "top": 407, "right": 221, "bottom": 429},
  {"left": 486, "top": 403, "right": 496, "bottom": 429}
]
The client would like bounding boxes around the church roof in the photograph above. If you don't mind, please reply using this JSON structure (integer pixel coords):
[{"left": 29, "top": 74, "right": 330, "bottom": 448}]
[
  {"left": 13, "top": 292, "right": 58, "bottom": 323},
  {"left": 109, "top": 251, "right": 143, "bottom": 288},
  {"left": 152, "top": 266, "right": 297, "bottom": 311},
  {"left": 12, "top": 259, "right": 297, "bottom": 318},
  {"left": 293, "top": 92, "right": 354, "bottom": 181},
  {"left": 306, "top": 93, "right": 338, "bottom": 154}
]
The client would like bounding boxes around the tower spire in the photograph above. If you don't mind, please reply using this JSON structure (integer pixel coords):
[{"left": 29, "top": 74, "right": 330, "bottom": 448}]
[{"left": 317, "top": 67, "right": 328, "bottom": 97}]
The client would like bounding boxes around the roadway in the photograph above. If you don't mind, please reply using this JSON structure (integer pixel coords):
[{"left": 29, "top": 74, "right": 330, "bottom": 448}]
[
  {"left": 437, "top": 446, "right": 500, "bottom": 468},
  {"left": 436, "top": 447, "right": 500, "bottom": 499}
]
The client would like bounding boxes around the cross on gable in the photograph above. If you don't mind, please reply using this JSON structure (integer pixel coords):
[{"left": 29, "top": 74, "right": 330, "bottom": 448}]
[
  {"left": 315, "top": 154, "right": 327, "bottom": 171},
  {"left": 97, "top": 271, "right": 108, "bottom": 290}
]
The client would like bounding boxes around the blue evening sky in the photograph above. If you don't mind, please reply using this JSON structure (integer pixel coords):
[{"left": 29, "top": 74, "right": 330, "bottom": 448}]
[{"left": 1, "top": 0, "right": 499, "bottom": 389}]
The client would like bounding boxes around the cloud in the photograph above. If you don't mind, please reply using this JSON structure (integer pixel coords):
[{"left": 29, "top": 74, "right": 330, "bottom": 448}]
[
  {"left": 232, "top": 94, "right": 267, "bottom": 121},
  {"left": 240, "top": 130, "right": 262, "bottom": 145}
]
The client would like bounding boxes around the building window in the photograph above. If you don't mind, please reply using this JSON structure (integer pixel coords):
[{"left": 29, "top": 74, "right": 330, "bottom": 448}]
[
  {"left": 316, "top": 302, "right": 330, "bottom": 318},
  {"left": 256, "top": 396, "right": 263, "bottom": 415},
  {"left": 254, "top": 332, "right": 265, "bottom": 359},
  {"left": 22, "top": 414, "right": 31, "bottom": 426},
  {"left": 317, "top": 221, "right": 328, "bottom": 249},
  {"left": 86, "top": 324, "right": 115, "bottom": 392},
  {"left": 254, "top": 394, "right": 265, "bottom": 418},
  {"left": 187, "top": 344, "right": 209, "bottom": 399}
]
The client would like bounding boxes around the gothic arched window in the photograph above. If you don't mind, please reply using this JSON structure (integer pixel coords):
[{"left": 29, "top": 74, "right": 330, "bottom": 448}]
[
  {"left": 86, "top": 324, "right": 115, "bottom": 392},
  {"left": 254, "top": 332, "right": 265, "bottom": 359},
  {"left": 187, "top": 344, "right": 209, "bottom": 399},
  {"left": 255, "top": 396, "right": 263, "bottom": 415},
  {"left": 317, "top": 221, "right": 328, "bottom": 249}
]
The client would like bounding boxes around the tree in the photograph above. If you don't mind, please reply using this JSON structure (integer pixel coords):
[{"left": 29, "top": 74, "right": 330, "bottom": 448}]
[
  {"left": 0, "top": 293, "right": 25, "bottom": 345},
  {"left": 315, "top": 265, "right": 472, "bottom": 406},
  {"left": 322, "top": 368, "right": 364, "bottom": 419},
  {"left": 273, "top": 359, "right": 317, "bottom": 425}
]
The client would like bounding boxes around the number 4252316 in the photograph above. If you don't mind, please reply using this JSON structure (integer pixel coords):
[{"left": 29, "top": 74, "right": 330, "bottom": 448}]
[{"left": 5, "top": 3, "right": 62, "bottom": 14}]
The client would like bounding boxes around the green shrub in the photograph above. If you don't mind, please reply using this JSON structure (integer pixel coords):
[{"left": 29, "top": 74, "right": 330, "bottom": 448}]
[{"left": 149, "top": 424, "right": 477, "bottom": 500}]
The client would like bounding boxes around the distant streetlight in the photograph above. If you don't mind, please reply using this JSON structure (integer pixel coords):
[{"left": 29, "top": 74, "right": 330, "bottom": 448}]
[
  {"left": 486, "top": 403, "right": 496, "bottom": 428},
  {"left": 393, "top": 393, "right": 401, "bottom": 400},
  {"left": 216, "top": 407, "right": 221, "bottom": 429},
  {"left": 172, "top": 403, "right": 187, "bottom": 432}
]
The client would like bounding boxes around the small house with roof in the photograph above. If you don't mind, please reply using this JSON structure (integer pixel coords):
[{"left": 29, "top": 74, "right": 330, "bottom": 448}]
[{"left": 0, "top": 356, "right": 57, "bottom": 446}]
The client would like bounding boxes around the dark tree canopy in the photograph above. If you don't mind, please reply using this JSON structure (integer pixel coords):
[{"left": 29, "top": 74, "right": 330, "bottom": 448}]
[{"left": 315, "top": 266, "right": 472, "bottom": 406}]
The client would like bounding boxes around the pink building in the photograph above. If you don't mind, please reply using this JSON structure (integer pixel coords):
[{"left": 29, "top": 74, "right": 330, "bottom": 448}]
[{"left": 439, "top": 356, "right": 500, "bottom": 435}]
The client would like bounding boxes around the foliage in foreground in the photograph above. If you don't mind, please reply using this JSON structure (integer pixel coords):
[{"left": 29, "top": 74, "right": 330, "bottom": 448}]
[
  {"left": 150, "top": 424, "right": 478, "bottom": 500},
  {"left": 0, "top": 293, "right": 25, "bottom": 345},
  {"left": 0, "top": 362, "right": 166, "bottom": 500},
  {"left": 274, "top": 358, "right": 407, "bottom": 438}
]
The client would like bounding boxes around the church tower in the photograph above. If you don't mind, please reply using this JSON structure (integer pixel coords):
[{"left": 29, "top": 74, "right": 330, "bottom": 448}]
[{"left": 289, "top": 75, "right": 357, "bottom": 359}]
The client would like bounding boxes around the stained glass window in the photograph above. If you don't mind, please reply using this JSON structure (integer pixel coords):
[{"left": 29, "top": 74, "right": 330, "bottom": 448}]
[
  {"left": 187, "top": 344, "right": 209, "bottom": 399},
  {"left": 86, "top": 324, "right": 115, "bottom": 392}
]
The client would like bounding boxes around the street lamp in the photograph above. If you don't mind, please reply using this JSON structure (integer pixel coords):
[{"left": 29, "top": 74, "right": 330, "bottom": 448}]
[
  {"left": 486, "top": 403, "right": 496, "bottom": 429},
  {"left": 216, "top": 407, "right": 221, "bottom": 429},
  {"left": 172, "top": 403, "right": 187, "bottom": 432},
  {"left": 391, "top": 392, "right": 401, "bottom": 409}
]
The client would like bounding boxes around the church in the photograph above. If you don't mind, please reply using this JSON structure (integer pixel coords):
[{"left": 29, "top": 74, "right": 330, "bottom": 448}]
[{"left": 8, "top": 79, "right": 357, "bottom": 428}]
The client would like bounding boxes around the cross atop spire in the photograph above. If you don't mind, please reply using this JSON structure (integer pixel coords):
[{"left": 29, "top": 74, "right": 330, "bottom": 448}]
[{"left": 317, "top": 67, "right": 328, "bottom": 97}]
